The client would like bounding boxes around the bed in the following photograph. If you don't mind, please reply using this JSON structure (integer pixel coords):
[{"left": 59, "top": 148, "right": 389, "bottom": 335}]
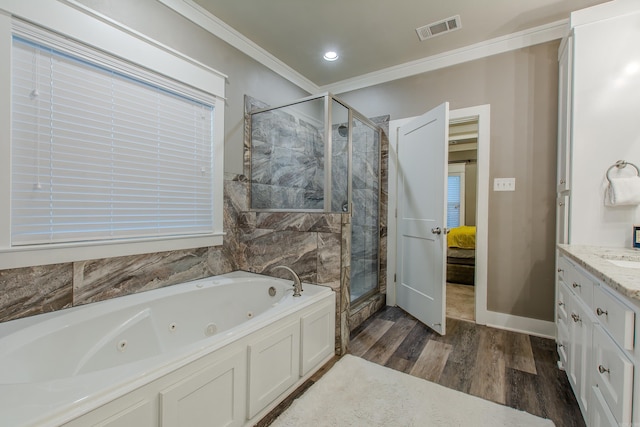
[{"left": 446, "top": 226, "right": 476, "bottom": 285}]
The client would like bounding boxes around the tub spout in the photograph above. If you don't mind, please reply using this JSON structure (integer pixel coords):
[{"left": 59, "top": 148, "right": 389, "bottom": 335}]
[{"left": 273, "top": 265, "right": 303, "bottom": 297}]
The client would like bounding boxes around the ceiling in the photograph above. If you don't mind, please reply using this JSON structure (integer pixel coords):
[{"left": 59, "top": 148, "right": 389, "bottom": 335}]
[{"left": 192, "top": 0, "right": 609, "bottom": 87}]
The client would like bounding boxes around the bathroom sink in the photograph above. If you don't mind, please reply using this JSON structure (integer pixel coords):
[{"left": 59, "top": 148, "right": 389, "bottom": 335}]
[{"left": 607, "top": 259, "right": 640, "bottom": 269}]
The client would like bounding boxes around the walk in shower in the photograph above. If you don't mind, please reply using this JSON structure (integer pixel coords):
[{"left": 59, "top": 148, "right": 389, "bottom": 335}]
[{"left": 248, "top": 93, "right": 381, "bottom": 303}]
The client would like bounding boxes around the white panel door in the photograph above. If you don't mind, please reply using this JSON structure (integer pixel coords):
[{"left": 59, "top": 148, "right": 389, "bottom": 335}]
[{"left": 396, "top": 102, "right": 449, "bottom": 335}]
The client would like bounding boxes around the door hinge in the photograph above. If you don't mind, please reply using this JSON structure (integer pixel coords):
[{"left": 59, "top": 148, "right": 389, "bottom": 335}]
[
  {"left": 394, "top": 273, "right": 397, "bottom": 283},
  {"left": 395, "top": 208, "right": 397, "bottom": 218}
]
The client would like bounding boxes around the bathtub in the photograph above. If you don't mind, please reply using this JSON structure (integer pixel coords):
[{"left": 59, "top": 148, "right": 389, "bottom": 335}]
[{"left": 0, "top": 271, "right": 336, "bottom": 427}]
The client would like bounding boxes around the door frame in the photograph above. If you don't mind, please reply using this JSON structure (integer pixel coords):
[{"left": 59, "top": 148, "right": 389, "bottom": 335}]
[{"left": 387, "top": 104, "right": 490, "bottom": 325}]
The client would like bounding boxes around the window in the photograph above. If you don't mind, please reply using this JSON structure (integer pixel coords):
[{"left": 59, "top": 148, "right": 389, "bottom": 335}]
[
  {"left": 447, "top": 163, "right": 466, "bottom": 228},
  {"left": 0, "top": 6, "right": 225, "bottom": 269}
]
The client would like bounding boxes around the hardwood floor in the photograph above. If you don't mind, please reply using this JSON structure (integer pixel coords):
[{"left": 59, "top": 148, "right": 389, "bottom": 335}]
[
  {"left": 350, "top": 306, "right": 585, "bottom": 427},
  {"left": 446, "top": 282, "right": 475, "bottom": 321},
  {"left": 259, "top": 306, "right": 584, "bottom": 427}
]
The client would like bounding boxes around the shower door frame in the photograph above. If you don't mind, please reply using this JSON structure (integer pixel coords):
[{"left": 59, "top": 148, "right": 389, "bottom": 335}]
[
  {"left": 247, "top": 93, "right": 383, "bottom": 304},
  {"left": 347, "top": 108, "right": 382, "bottom": 306}
]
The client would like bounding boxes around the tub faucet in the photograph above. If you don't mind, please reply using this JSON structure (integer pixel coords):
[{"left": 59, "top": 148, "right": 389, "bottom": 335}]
[{"left": 273, "top": 265, "right": 303, "bottom": 297}]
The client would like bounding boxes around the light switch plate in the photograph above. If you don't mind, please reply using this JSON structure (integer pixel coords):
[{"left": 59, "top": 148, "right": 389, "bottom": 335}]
[{"left": 494, "top": 177, "right": 516, "bottom": 191}]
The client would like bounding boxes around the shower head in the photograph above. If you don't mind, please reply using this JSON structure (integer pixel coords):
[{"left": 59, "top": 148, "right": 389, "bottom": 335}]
[{"left": 338, "top": 125, "right": 348, "bottom": 138}]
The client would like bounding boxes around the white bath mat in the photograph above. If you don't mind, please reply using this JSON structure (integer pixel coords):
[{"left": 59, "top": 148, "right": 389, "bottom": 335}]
[{"left": 270, "top": 354, "right": 554, "bottom": 427}]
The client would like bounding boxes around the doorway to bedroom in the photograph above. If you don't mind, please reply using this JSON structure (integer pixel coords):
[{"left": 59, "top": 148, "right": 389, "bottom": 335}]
[
  {"left": 387, "top": 103, "right": 489, "bottom": 334},
  {"left": 445, "top": 117, "right": 478, "bottom": 323}
]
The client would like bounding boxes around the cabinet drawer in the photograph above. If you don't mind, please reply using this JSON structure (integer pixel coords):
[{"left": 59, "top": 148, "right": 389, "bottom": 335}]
[
  {"left": 567, "top": 262, "right": 594, "bottom": 308},
  {"left": 593, "top": 285, "right": 635, "bottom": 351},
  {"left": 557, "top": 280, "right": 571, "bottom": 326},
  {"left": 557, "top": 256, "right": 572, "bottom": 283},
  {"left": 592, "top": 326, "right": 633, "bottom": 426}
]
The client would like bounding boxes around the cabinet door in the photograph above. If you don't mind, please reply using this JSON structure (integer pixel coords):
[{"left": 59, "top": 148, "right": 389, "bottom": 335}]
[
  {"left": 300, "top": 302, "right": 335, "bottom": 376},
  {"left": 247, "top": 320, "right": 300, "bottom": 419},
  {"left": 159, "top": 349, "right": 246, "bottom": 427},
  {"left": 592, "top": 326, "right": 633, "bottom": 426},
  {"left": 63, "top": 399, "right": 155, "bottom": 427},
  {"left": 556, "top": 194, "right": 570, "bottom": 244},
  {"left": 557, "top": 35, "right": 573, "bottom": 194},
  {"left": 567, "top": 295, "right": 592, "bottom": 416},
  {"left": 590, "top": 386, "right": 619, "bottom": 427}
]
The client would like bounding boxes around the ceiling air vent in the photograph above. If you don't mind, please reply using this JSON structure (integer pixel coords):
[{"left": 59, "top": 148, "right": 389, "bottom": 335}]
[{"left": 416, "top": 15, "right": 462, "bottom": 41}]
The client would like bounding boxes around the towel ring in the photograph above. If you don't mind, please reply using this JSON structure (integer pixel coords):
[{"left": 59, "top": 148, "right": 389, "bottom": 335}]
[{"left": 606, "top": 160, "right": 639, "bottom": 184}]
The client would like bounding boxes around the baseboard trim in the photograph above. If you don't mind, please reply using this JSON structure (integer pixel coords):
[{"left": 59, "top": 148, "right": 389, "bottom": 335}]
[{"left": 482, "top": 310, "right": 556, "bottom": 339}]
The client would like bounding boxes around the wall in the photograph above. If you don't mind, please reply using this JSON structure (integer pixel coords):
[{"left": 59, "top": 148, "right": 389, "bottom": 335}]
[
  {"left": 0, "top": 3, "right": 308, "bottom": 318},
  {"left": 75, "top": 0, "right": 309, "bottom": 175},
  {"left": 339, "top": 42, "right": 559, "bottom": 322}
]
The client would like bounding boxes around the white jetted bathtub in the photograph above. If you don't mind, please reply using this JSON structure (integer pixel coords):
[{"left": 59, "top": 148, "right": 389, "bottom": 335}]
[{"left": 0, "top": 271, "right": 336, "bottom": 427}]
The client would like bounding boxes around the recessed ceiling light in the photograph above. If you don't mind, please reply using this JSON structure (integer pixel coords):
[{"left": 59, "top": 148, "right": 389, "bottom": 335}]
[{"left": 323, "top": 51, "right": 339, "bottom": 61}]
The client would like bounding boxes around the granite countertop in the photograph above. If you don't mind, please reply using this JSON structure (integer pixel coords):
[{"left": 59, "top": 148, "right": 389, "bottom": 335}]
[{"left": 558, "top": 244, "right": 640, "bottom": 301}]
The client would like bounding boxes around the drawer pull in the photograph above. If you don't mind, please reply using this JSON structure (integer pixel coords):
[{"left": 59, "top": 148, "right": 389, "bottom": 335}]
[
  {"left": 571, "top": 313, "right": 581, "bottom": 323},
  {"left": 557, "top": 268, "right": 564, "bottom": 273},
  {"left": 598, "top": 365, "right": 610, "bottom": 374},
  {"left": 596, "top": 307, "right": 608, "bottom": 316},
  {"left": 558, "top": 301, "right": 564, "bottom": 307},
  {"left": 572, "top": 282, "right": 581, "bottom": 289},
  {"left": 558, "top": 343, "right": 564, "bottom": 348},
  {"left": 560, "top": 179, "right": 566, "bottom": 184}
]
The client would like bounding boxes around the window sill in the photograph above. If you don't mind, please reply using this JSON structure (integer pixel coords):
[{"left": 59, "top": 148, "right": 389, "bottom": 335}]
[{"left": 0, "top": 233, "right": 225, "bottom": 270}]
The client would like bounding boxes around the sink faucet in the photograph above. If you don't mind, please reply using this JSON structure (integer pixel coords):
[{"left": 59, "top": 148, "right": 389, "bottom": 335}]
[{"left": 273, "top": 265, "right": 303, "bottom": 297}]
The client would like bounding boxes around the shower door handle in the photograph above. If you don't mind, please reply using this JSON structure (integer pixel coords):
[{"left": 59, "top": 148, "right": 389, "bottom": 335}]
[{"left": 431, "top": 227, "right": 442, "bottom": 235}]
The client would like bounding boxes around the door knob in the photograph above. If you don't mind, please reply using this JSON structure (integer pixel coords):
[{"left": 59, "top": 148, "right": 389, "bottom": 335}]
[{"left": 431, "top": 227, "right": 442, "bottom": 235}]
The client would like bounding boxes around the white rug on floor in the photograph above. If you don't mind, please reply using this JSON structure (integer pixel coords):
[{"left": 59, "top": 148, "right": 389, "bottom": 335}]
[{"left": 271, "top": 355, "right": 554, "bottom": 427}]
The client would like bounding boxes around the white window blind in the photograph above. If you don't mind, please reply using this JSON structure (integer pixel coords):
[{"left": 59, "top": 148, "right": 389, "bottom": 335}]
[
  {"left": 447, "top": 175, "right": 461, "bottom": 228},
  {"left": 11, "top": 35, "right": 215, "bottom": 246}
]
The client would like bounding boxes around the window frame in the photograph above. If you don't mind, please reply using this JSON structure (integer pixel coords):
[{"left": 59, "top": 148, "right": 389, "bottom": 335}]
[
  {"left": 447, "top": 163, "right": 466, "bottom": 228},
  {"left": 0, "top": 1, "right": 226, "bottom": 269}
]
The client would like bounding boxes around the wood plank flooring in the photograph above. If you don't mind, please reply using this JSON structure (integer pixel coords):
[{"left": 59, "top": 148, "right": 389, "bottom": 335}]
[
  {"left": 350, "top": 306, "right": 585, "bottom": 427},
  {"left": 446, "top": 282, "right": 475, "bottom": 321}
]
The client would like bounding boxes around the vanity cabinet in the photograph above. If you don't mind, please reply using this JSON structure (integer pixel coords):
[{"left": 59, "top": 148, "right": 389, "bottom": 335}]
[
  {"left": 556, "top": 253, "right": 637, "bottom": 426},
  {"left": 555, "top": 2, "right": 640, "bottom": 248},
  {"left": 556, "top": 1, "right": 640, "bottom": 423}
]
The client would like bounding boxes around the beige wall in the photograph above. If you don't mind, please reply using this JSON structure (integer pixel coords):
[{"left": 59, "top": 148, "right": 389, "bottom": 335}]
[
  {"left": 339, "top": 42, "right": 559, "bottom": 321},
  {"left": 76, "top": 0, "right": 310, "bottom": 175}
]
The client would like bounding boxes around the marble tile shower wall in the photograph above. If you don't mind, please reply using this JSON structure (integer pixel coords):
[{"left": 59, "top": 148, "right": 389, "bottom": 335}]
[{"left": 250, "top": 107, "right": 325, "bottom": 210}]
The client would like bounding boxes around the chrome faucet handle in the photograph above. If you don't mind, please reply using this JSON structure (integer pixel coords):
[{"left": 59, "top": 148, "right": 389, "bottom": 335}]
[{"left": 273, "top": 265, "right": 303, "bottom": 297}]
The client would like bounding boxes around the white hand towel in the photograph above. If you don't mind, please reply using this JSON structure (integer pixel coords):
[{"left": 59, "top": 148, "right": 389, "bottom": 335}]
[{"left": 606, "top": 176, "right": 640, "bottom": 206}]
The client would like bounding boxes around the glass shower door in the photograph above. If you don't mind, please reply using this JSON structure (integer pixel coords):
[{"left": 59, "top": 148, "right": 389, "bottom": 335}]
[{"left": 350, "top": 117, "right": 380, "bottom": 302}]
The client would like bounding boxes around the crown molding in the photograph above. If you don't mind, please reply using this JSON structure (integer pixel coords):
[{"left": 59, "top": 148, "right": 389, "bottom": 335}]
[
  {"left": 157, "top": 0, "right": 319, "bottom": 94},
  {"left": 322, "top": 19, "right": 569, "bottom": 94},
  {"left": 159, "top": 0, "right": 568, "bottom": 96}
]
